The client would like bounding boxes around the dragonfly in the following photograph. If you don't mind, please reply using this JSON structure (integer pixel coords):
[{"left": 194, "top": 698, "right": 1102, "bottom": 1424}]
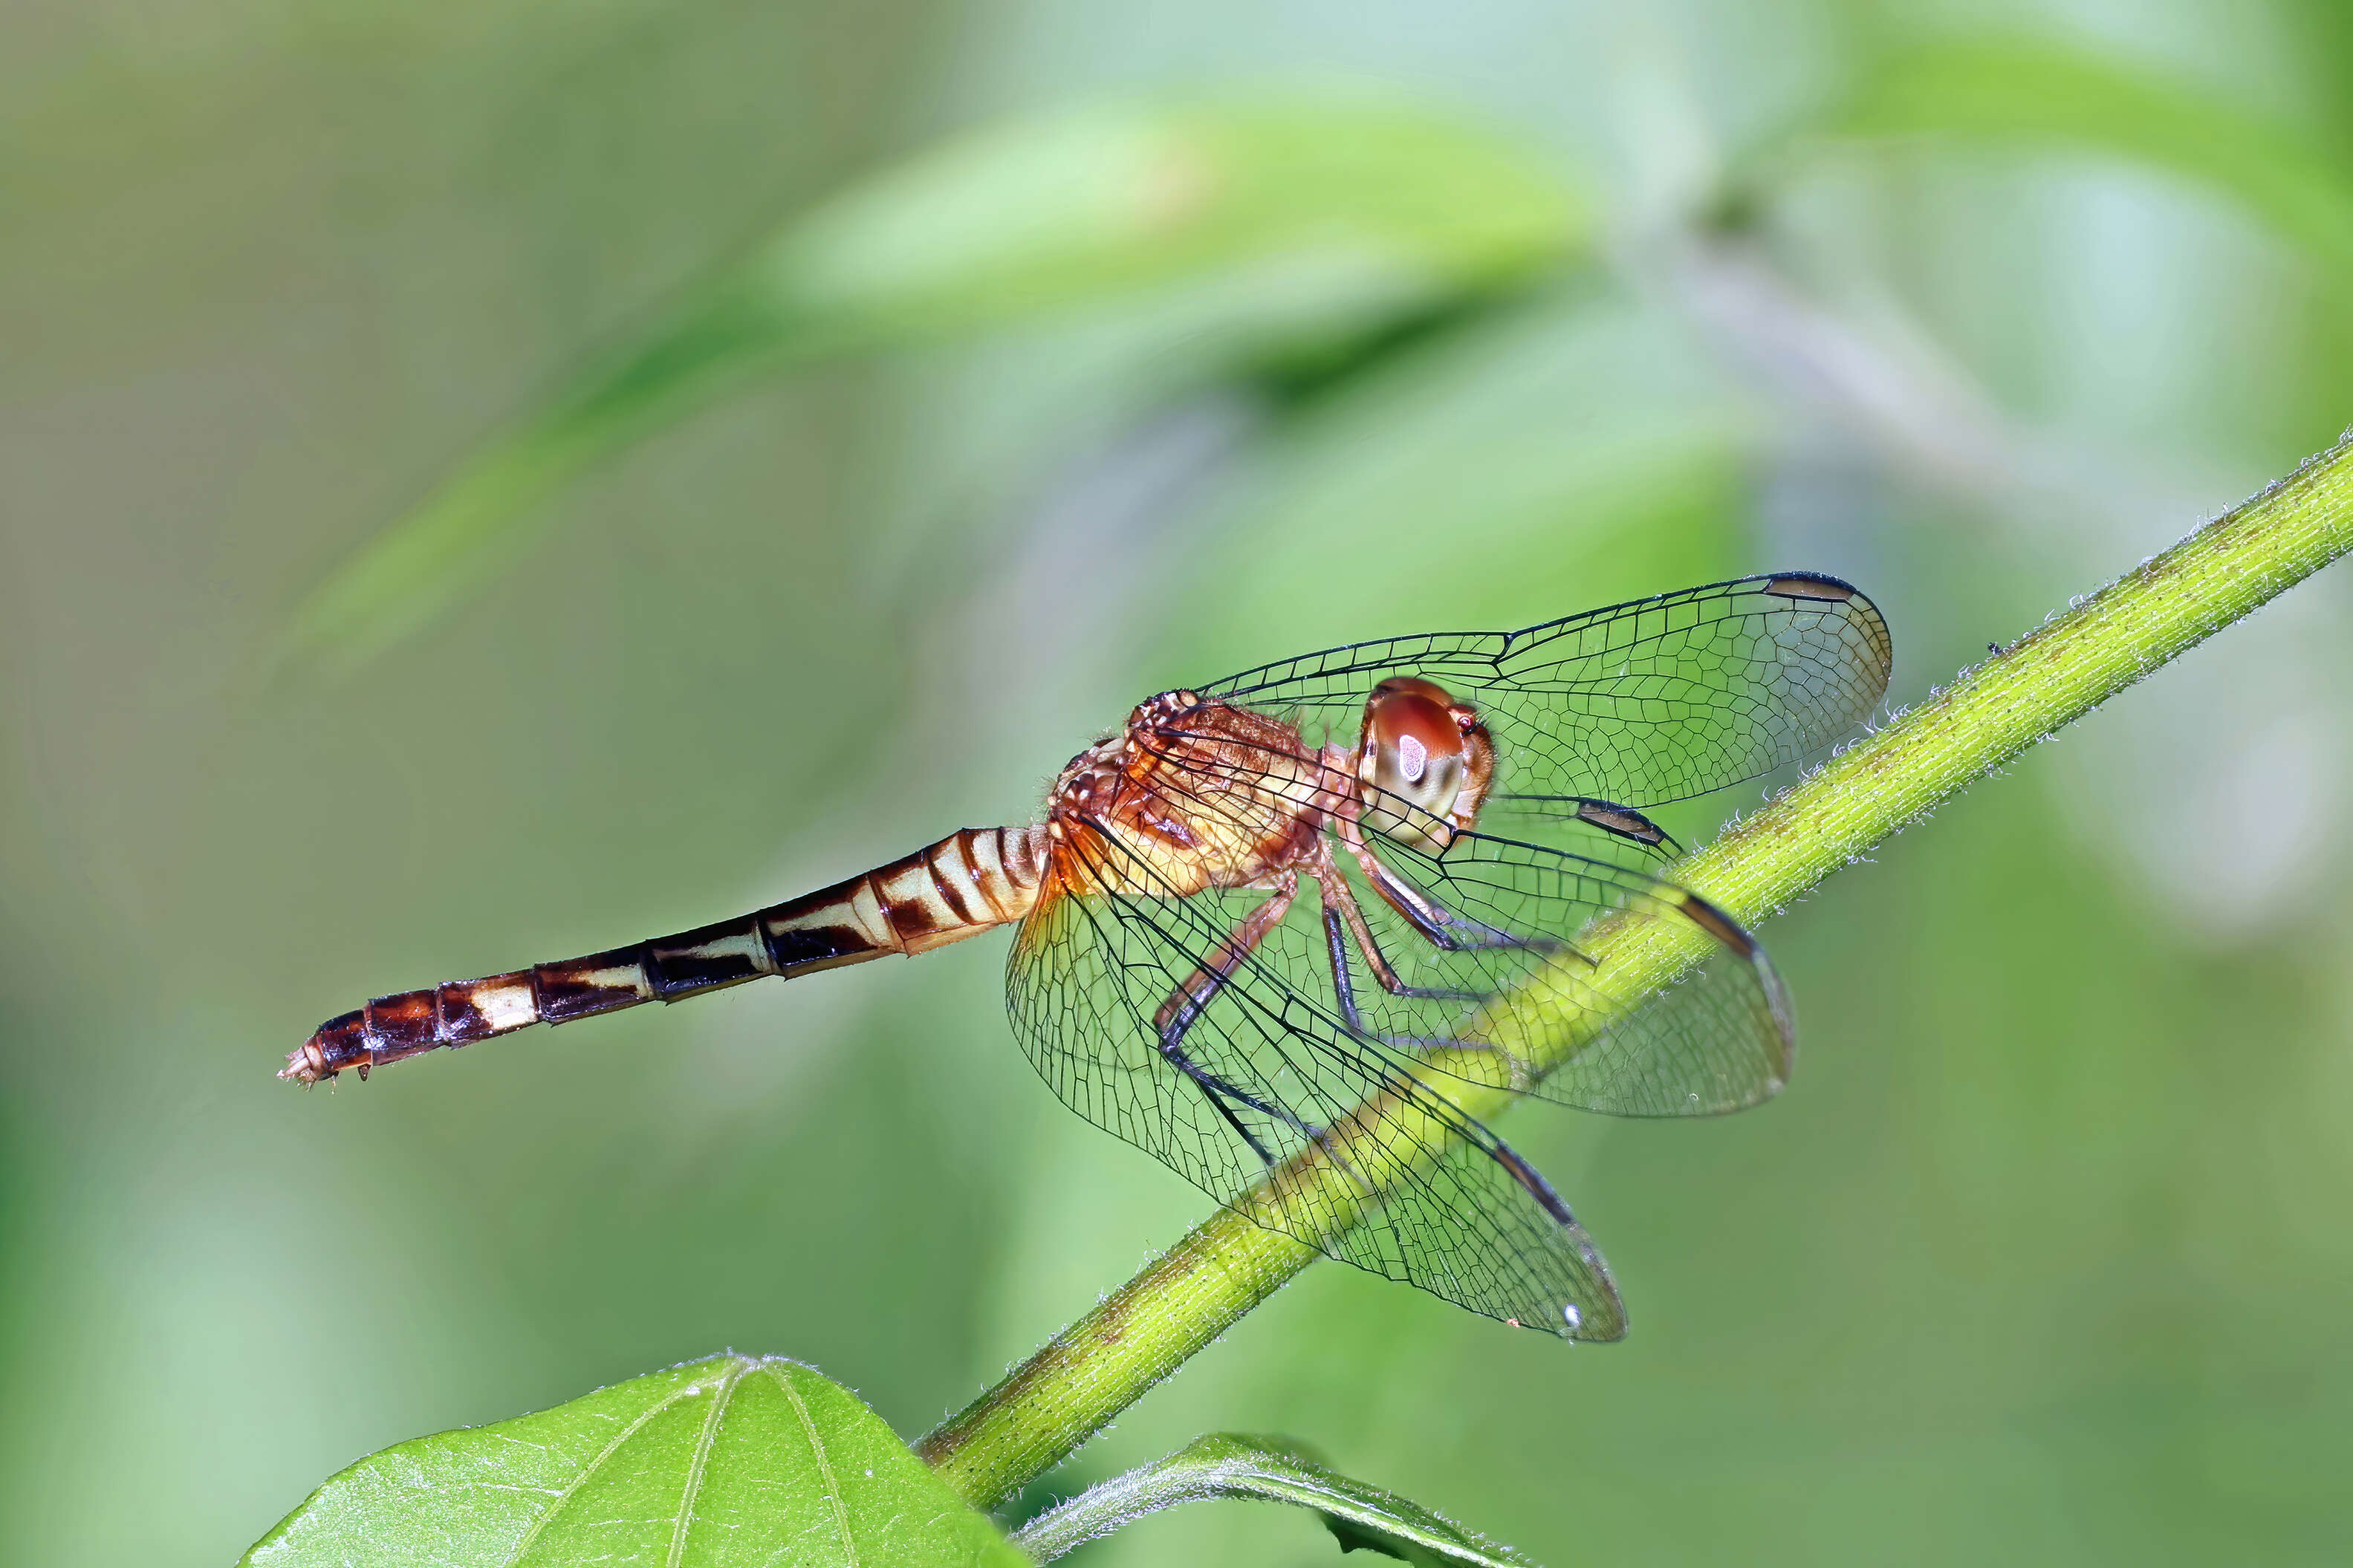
[{"left": 283, "top": 573, "right": 1892, "bottom": 1340}]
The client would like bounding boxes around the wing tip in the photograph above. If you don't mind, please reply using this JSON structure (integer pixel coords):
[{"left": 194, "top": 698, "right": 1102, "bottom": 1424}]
[
  {"left": 1761, "top": 570, "right": 1896, "bottom": 695},
  {"left": 1760, "top": 569, "right": 1863, "bottom": 602},
  {"left": 1502, "top": 1286, "right": 1628, "bottom": 1341},
  {"left": 1570, "top": 1283, "right": 1630, "bottom": 1341},
  {"left": 1676, "top": 890, "right": 1799, "bottom": 1090}
]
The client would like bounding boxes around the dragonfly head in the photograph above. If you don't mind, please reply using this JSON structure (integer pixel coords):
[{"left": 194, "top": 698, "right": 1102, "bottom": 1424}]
[{"left": 1356, "top": 677, "right": 1494, "bottom": 853}]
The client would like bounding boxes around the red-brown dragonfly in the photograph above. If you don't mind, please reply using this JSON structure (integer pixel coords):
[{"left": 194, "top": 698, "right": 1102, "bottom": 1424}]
[{"left": 285, "top": 574, "right": 1891, "bottom": 1339}]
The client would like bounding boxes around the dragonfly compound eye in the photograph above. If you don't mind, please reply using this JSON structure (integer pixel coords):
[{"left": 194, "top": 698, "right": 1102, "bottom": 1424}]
[{"left": 1359, "top": 680, "right": 1480, "bottom": 852}]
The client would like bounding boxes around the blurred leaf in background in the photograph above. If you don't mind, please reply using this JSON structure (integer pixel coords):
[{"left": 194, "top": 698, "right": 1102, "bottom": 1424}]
[
  {"left": 282, "top": 97, "right": 1592, "bottom": 675},
  {"left": 1008, "top": 1431, "right": 1542, "bottom": 1564},
  {"left": 1782, "top": 39, "right": 2353, "bottom": 276}
]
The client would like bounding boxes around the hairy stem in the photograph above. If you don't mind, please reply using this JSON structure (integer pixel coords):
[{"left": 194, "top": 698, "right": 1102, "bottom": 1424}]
[{"left": 917, "top": 431, "right": 2353, "bottom": 1506}]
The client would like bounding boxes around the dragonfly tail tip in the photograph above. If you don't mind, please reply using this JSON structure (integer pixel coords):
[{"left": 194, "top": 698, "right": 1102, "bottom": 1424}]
[{"left": 279, "top": 1039, "right": 331, "bottom": 1086}]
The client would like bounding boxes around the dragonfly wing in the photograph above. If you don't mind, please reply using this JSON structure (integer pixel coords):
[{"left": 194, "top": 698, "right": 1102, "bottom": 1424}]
[
  {"left": 1317, "top": 824, "right": 1797, "bottom": 1116},
  {"left": 1005, "top": 826, "right": 1626, "bottom": 1339},
  {"left": 1203, "top": 573, "right": 1894, "bottom": 810}
]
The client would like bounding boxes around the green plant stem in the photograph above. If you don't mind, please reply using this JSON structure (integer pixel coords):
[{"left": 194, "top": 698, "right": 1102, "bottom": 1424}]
[{"left": 916, "top": 431, "right": 2353, "bottom": 1506}]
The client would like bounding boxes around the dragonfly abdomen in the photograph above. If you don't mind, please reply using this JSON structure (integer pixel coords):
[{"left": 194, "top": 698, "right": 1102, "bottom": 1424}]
[{"left": 282, "top": 826, "right": 1048, "bottom": 1084}]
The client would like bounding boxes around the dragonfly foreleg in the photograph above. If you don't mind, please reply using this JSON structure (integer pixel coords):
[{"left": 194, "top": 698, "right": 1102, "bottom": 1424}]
[
  {"left": 1316, "top": 869, "right": 1489, "bottom": 1035},
  {"left": 1337, "top": 817, "right": 1561, "bottom": 957},
  {"left": 1148, "top": 873, "right": 1322, "bottom": 1168}
]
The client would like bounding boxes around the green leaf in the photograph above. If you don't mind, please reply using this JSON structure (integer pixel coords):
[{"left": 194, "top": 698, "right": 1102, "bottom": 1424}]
[
  {"left": 285, "top": 97, "right": 1590, "bottom": 677},
  {"left": 1774, "top": 39, "right": 2353, "bottom": 270},
  {"left": 241, "top": 1353, "right": 1026, "bottom": 1568},
  {"left": 1007, "top": 1433, "right": 1539, "bottom": 1566},
  {"left": 765, "top": 100, "right": 1583, "bottom": 341}
]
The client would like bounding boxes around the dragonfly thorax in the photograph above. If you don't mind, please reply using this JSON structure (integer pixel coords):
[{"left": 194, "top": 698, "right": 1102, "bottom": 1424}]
[{"left": 1045, "top": 694, "right": 1346, "bottom": 899}]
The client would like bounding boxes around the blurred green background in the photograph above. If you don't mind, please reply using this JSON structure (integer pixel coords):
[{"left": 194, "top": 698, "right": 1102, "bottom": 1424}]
[{"left": 7, "top": 1, "right": 2353, "bottom": 1563}]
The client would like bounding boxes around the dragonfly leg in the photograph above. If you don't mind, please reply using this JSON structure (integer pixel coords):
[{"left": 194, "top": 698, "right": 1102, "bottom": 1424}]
[
  {"left": 1336, "top": 816, "right": 1562, "bottom": 957},
  {"left": 1316, "top": 869, "right": 1489, "bottom": 1035},
  {"left": 1173, "top": 1059, "right": 1282, "bottom": 1166},
  {"left": 1320, "top": 831, "right": 1562, "bottom": 1087},
  {"left": 1320, "top": 904, "right": 1366, "bottom": 1033},
  {"left": 1149, "top": 873, "right": 1322, "bottom": 1166}
]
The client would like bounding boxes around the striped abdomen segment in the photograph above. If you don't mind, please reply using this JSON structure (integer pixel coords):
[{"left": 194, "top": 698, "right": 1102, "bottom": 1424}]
[{"left": 282, "top": 825, "right": 1048, "bottom": 1084}]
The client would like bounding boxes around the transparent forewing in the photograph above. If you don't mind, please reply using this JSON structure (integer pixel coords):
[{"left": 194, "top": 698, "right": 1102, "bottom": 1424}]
[
  {"left": 1006, "top": 824, "right": 1626, "bottom": 1339},
  {"left": 1201, "top": 573, "right": 1894, "bottom": 810},
  {"left": 1325, "top": 824, "right": 1797, "bottom": 1116}
]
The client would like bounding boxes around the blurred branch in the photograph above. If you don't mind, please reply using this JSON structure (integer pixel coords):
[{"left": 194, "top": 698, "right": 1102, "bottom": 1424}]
[
  {"left": 1675, "top": 34, "right": 2353, "bottom": 532},
  {"left": 916, "top": 430, "right": 2353, "bottom": 1506},
  {"left": 1663, "top": 235, "right": 2190, "bottom": 532},
  {"left": 1669, "top": 235, "right": 2031, "bottom": 494}
]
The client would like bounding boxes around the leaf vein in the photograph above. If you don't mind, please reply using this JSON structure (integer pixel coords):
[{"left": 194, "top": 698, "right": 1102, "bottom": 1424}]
[
  {"left": 666, "top": 1358, "right": 745, "bottom": 1568},
  {"left": 498, "top": 1361, "right": 736, "bottom": 1568},
  {"left": 770, "top": 1364, "right": 857, "bottom": 1568}
]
